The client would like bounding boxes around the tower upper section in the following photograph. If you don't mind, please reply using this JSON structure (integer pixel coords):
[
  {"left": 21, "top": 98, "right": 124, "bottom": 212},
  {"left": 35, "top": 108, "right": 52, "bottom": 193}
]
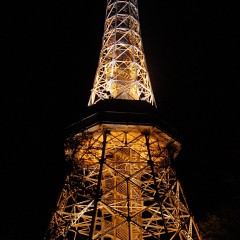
[{"left": 88, "top": 0, "right": 156, "bottom": 107}]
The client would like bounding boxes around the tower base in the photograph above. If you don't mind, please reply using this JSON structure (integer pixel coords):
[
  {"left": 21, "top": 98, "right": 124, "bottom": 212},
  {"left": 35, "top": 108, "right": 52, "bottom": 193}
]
[{"left": 45, "top": 100, "right": 202, "bottom": 240}]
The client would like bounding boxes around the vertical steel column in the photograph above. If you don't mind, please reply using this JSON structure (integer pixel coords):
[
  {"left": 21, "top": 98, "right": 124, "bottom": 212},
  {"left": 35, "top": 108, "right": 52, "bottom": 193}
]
[
  {"left": 89, "top": 130, "right": 109, "bottom": 239},
  {"left": 144, "top": 131, "right": 168, "bottom": 235}
]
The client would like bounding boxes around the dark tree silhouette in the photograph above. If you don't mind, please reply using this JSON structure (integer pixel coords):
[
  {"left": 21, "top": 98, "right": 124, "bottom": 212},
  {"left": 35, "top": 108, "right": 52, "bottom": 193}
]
[{"left": 199, "top": 207, "right": 240, "bottom": 240}]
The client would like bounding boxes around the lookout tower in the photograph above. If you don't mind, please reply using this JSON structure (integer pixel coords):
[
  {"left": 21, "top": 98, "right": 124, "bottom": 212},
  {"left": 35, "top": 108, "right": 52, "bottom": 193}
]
[{"left": 44, "top": 1, "right": 203, "bottom": 239}]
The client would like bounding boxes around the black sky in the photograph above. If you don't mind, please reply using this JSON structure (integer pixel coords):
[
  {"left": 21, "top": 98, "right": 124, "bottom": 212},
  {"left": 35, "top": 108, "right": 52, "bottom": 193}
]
[{"left": 3, "top": 1, "right": 240, "bottom": 239}]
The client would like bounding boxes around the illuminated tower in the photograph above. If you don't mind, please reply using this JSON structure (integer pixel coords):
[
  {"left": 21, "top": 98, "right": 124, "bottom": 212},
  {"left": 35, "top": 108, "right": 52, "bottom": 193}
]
[{"left": 44, "top": 1, "right": 203, "bottom": 239}]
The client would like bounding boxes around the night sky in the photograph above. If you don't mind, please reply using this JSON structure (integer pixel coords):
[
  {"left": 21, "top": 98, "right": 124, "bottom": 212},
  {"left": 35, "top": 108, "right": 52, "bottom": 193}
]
[{"left": 3, "top": 1, "right": 240, "bottom": 239}]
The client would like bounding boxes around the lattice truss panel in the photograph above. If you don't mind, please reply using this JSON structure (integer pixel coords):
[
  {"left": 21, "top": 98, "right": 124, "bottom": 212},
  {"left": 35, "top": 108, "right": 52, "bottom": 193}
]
[
  {"left": 45, "top": 124, "right": 202, "bottom": 240},
  {"left": 88, "top": 0, "right": 156, "bottom": 106}
]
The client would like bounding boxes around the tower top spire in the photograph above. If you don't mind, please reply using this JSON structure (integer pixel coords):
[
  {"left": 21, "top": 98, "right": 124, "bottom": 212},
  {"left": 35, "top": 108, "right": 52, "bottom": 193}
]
[{"left": 88, "top": 0, "right": 156, "bottom": 107}]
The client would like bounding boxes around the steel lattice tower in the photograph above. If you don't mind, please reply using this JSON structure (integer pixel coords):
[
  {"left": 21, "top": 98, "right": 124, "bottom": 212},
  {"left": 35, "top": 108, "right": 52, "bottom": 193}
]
[{"left": 44, "top": 1, "right": 203, "bottom": 239}]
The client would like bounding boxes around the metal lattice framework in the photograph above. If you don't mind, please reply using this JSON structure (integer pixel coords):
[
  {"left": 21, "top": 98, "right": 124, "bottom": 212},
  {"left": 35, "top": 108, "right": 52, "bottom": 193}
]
[
  {"left": 88, "top": 0, "right": 156, "bottom": 106},
  {"left": 45, "top": 123, "right": 202, "bottom": 240},
  {"left": 44, "top": 0, "right": 204, "bottom": 239}
]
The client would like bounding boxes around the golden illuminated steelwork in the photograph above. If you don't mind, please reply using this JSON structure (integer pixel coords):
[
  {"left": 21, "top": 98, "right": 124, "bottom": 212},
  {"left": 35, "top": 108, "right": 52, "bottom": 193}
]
[
  {"left": 88, "top": 0, "right": 156, "bottom": 106},
  {"left": 44, "top": 0, "right": 203, "bottom": 239},
  {"left": 45, "top": 116, "right": 202, "bottom": 239}
]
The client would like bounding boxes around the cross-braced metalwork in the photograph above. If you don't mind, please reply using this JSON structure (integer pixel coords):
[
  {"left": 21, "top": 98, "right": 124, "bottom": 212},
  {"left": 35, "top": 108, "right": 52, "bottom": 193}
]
[
  {"left": 88, "top": 0, "right": 156, "bottom": 106},
  {"left": 44, "top": 0, "right": 203, "bottom": 239},
  {"left": 45, "top": 123, "right": 202, "bottom": 240}
]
